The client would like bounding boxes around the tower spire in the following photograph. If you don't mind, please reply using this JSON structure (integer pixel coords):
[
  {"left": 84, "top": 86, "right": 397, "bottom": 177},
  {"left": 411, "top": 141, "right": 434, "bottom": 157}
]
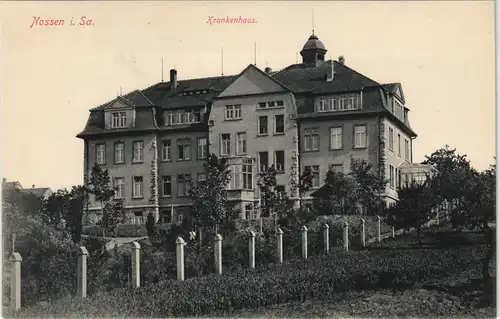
[
  {"left": 221, "top": 46, "right": 224, "bottom": 76},
  {"left": 254, "top": 41, "right": 257, "bottom": 66},
  {"left": 161, "top": 57, "right": 164, "bottom": 82},
  {"left": 312, "top": 9, "right": 315, "bottom": 35}
]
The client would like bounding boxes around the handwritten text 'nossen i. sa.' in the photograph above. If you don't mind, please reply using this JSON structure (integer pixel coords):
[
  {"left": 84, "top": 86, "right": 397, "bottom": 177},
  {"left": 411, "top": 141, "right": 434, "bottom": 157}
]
[
  {"left": 206, "top": 16, "right": 257, "bottom": 25},
  {"left": 30, "top": 16, "right": 94, "bottom": 28}
]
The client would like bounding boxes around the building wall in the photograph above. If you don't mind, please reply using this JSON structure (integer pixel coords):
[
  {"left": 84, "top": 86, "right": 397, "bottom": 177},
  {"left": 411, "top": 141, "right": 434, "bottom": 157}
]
[
  {"left": 381, "top": 116, "right": 413, "bottom": 202},
  {"left": 85, "top": 133, "right": 156, "bottom": 217},
  {"left": 209, "top": 92, "right": 298, "bottom": 200},
  {"left": 300, "top": 115, "right": 380, "bottom": 198},
  {"left": 157, "top": 130, "right": 207, "bottom": 223}
]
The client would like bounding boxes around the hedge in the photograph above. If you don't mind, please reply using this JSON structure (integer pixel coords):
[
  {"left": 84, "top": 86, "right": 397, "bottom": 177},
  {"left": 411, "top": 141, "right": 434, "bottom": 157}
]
[{"left": 82, "top": 223, "right": 173, "bottom": 238}]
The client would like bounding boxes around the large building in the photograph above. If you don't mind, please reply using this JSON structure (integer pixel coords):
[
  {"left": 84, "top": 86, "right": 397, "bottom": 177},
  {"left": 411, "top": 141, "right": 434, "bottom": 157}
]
[{"left": 77, "top": 32, "right": 426, "bottom": 225}]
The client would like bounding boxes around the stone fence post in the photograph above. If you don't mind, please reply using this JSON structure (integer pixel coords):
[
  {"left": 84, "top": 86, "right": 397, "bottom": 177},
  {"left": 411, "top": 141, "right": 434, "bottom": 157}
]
[
  {"left": 131, "top": 241, "right": 141, "bottom": 289},
  {"left": 436, "top": 211, "right": 440, "bottom": 226},
  {"left": 301, "top": 226, "right": 308, "bottom": 259},
  {"left": 176, "top": 237, "right": 186, "bottom": 281},
  {"left": 323, "top": 224, "right": 330, "bottom": 254},
  {"left": 10, "top": 252, "right": 22, "bottom": 311},
  {"left": 392, "top": 226, "right": 395, "bottom": 238},
  {"left": 343, "top": 222, "right": 349, "bottom": 252},
  {"left": 214, "top": 234, "right": 223, "bottom": 275},
  {"left": 277, "top": 228, "right": 283, "bottom": 263},
  {"left": 376, "top": 215, "right": 381, "bottom": 243},
  {"left": 360, "top": 219, "right": 366, "bottom": 248},
  {"left": 77, "top": 246, "right": 89, "bottom": 298},
  {"left": 249, "top": 231, "right": 256, "bottom": 269}
]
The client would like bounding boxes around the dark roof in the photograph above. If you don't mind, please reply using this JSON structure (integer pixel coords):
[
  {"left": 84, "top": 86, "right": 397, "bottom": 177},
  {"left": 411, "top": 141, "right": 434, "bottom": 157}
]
[
  {"left": 20, "top": 188, "right": 51, "bottom": 198},
  {"left": 271, "top": 60, "right": 379, "bottom": 94},
  {"left": 90, "top": 90, "right": 154, "bottom": 111},
  {"left": 301, "top": 34, "right": 326, "bottom": 51}
]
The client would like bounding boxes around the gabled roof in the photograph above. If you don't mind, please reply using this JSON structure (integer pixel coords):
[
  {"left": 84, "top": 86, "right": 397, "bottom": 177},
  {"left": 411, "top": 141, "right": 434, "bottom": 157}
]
[
  {"left": 381, "top": 82, "right": 405, "bottom": 104},
  {"left": 215, "top": 64, "right": 291, "bottom": 99},
  {"left": 271, "top": 60, "right": 379, "bottom": 94},
  {"left": 20, "top": 188, "right": 51, "bottom": 198},
  {"left": 90, "top": 90, "right": 154, "bottom": 111}
]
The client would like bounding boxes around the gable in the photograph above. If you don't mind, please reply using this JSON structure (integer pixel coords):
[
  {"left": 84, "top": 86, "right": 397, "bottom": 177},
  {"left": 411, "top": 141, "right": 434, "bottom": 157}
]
[
  {"left": 104, "top": 98, "right": 134, "bottom": 110},
  {"left": 218, "top": 66, "right": 287, "bottom": 98}
]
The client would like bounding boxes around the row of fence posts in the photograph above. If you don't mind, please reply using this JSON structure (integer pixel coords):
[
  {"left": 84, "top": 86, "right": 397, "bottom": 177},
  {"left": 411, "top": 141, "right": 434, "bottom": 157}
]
[{"left": 11, "top": 212, "right": 452, "bottom": 311}]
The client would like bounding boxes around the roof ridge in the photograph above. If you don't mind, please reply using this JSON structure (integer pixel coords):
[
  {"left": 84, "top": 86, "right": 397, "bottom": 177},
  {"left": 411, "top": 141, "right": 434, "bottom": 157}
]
[{"left": 332, "top": 60, "right": 380, "bottom": 86}]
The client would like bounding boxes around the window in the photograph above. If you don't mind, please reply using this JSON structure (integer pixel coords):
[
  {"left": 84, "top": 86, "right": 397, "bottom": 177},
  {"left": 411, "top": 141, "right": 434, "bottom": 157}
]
[
  {"left": 162, "top": 176, "right": 171, "bottom": 197},
  {"left": 276, "top": 185, "right": 285, "bottom": 199},
  {"left": 330, "top": 127, "right": 343, "bottom": 149},
  {"left": 388, "top": 128, "right": 394, "bottom": 151},
  {"left": 329, "top": 164, "right": 343, "bottom": 174},
  {"left": 404, "top": 109, "right": 408, "bottom": 123},
  {"left": 183, "top": 112, "right": 190, "bottom": 123},
  {"left": 236, "top": 132, "right": 246, "bottom": 155},
  {"left": 304, "top": 128, "right": 320, "bottom": 151},
  {"left": 274, "top": 115, "right": 285, "bottom": 134},
  {"left": 245, "top": 204, "right": 254, "bottom": 220},
  {"left": 133, "top": 176, "right": 143, "bottom": 198},
  {"left": 306, "top": 165, "right": 320, "bottom": 188},
  {"left": 347, "top": 95, "right": 356, "bottom": 110},
  {"left": 354, "top": 125, "right": 367, "bottom": 148},
  {"left": 276, "top": 100, "right": 284, "bottom": 107},
  {"left": 258, "top": 102, "right": 267, "bottom": 109},
  {"left": 133, "top": 141, "right": 144, "bottom": 162},
  {"left": 397, "top": 134, "right": 401, "bottom": 156},
  {"left": 268, "top": 101, "right": 275, "bottom": 107},
  {"left": 114, "top": 142, "right": 124, "bottom": 163},
  {"left": 176, "top": 209, "right": 184, "bottom": 223},
  {"left": 275, "top": 150, "right": 285, "bottom": 172},
  {"left": 177, "top": 138, "right": 191, "bottom": 160},
  {"left": 225, "top": 105, "right": 242, "bottom": 120},
  {"left": 405, "top": 139, "right": 410, "bottom": 161},
  {"left": 111, "top": 112, "right": 127, "bottom": 128},
  {"left": 134, "top": 212, "right": 144, "bottom": 225},
  {"left": 259, "top": 152, "right": 269, "bottom": 172},
  {"left": 176, "top": 111, "right": 183, "bottom": 124},
  {"left": 162, "top": 140, "right": 171, "bottom": 161},
  {"left": 329, "top": 96, "right": 338, "bottom": 111},
  {"left": 197, "top": 173, "right": 207, "bottom": 183},
  {"left": 339, "top": 97, "right": 346, "bottom": 110},
  {"left": 160, "top": 210, "right": 172, "bottom": 224},
  {"left": 242, "top": 159, "right": 253, "bottom": 190},
  {"left": 114, "top": 177, "right": 125, "bottom": 198},
  {"left": 398, "top": 169, "right": 402, "bottom": 188},
  {"left": 192, "top": 110, "right": 202, "bottom": 123},
  {"left": 258, "top": 116, "right": 268, "bottom": 135},
  {"left": 96, "top": 144, "right": 106, "bottom": 165},
  {"left": 177, "top": 174, "right": 191, "bottom": 196},
  {"left": 197, "top": 138, "right": 207, "bottom": 159},
  {"left": 319, "top": 98, "right": 327, "bottom": 112},
  {"left": 221, "top": 134, "right": 231, "bottom": 156},
  {"left": 389, "top": 165, "right": 395, "bottom": 188}
]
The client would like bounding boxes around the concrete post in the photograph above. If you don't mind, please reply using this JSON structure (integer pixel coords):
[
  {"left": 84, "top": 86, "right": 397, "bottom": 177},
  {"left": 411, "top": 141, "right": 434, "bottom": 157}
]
[
  {"left": 436, "top": 211, "right": 440, "bottom": 226},
  {"left": 301, "top": 226, "right": 308, "bottom": 259},
  {"left": 323, "top": 223, "right": 330, "bottom": 254},
  {"left": 392, "top": 226, "right": 395, "bottom": 238},
  {"left": 176, "top": 237, "right": 186, "bottom": 281},
  {"left": 131, "top": 241, "right": 141, "bottom": 288},
  {"left": 249, "top": 231, "right": 256, "bottom": 269},
  {"left": 376, "top": 215, "right": 381, "bottom": 243},
  {"left": 343, "top": 222, "right": 349, "bottom": 252},
  {"left": 360, "top": 218, "right": 366, "bottom": 248},
  {"left": 276, "top": 228, "right": 283, "bottom": 263},
  {"left": 10, "top": 252, "right": 22, "bottom": 311},
  {"left": 214, "top": 234, "right": 222, "bottom": 275},
  {"left": 77, "top": 246, "right": 89, "bottom": 298}
]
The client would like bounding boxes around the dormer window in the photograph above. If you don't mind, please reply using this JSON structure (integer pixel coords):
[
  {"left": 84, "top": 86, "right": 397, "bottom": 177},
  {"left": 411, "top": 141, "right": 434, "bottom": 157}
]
[
  {"left": 317, "top": 93, "right": 361, "bottom": 113},
  {"left": 111, "top": 112, "right": 127, "bottom": 128}
]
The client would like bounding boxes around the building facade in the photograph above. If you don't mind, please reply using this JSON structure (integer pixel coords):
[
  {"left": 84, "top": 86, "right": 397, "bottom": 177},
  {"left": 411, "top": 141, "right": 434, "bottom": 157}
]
[{"left": 77, "top": 32, "right": 429, "bottom": 225}]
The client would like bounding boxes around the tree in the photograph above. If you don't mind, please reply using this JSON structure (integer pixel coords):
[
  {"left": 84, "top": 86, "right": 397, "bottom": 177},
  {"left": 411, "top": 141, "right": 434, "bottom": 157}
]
[
  {"left": 384, "top": 178, "right": 437, "bottom": 245},
  {"left": 101, "top": 199, "right": 127, "bottom": 233},
  {"left": 67, "top": 185, "right": 88, "bottom": 243},
  {"left": 187, "top": 153, "right": 233, "bottom": 236},
  {"left": 42, "top": 189, "right": 70, "bottom": 226},
  {"left": 315, "top": 170, "right": 359, "bottom": 216},
  {"left": 348, "top": 156, "right": 387, "bottom": 215},
  {"left": 257, "top": 165, "right": 292, "bottom": 220},
  {"left": 88, "top": 163, "right": 115, "bottom": 208},
  {"left": 145, "top": 212, "right": 156, "bottom": 238},
  {"left": 298, "top": 166, "right": 314, "bottom": 209}
]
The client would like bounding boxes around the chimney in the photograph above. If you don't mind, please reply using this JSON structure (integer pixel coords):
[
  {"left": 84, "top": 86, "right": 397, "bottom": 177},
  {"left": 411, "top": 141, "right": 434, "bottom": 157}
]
[
  {"left": 32, "top": 184, "right": 35, "bottom": 188},
  {"left": 326, "top": 60, "right": 335, "bottom": 82},
  {"left": 264, "top": 67, "right": 272, "bottom": 74},
  {"left": 170, "top": 69, "right": 177, "bottom": 90},
  {"left": 2, "top": 178, "right": 6, "bottom": 184},
  {"left": 338, "top": 55, "right": 345, "bottom": 65}
]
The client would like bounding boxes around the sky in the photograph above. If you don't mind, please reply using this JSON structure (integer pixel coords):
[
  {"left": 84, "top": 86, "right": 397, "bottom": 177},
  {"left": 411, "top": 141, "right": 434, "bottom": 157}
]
[{"left": 1, "top": 1, "right": 495, "bottom": 191}]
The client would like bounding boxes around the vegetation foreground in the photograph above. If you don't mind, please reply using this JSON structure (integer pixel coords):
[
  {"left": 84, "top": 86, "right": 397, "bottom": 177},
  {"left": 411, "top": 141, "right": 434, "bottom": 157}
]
[{"left": 3, "top": 225, "right": 495, "bottom": 318}]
